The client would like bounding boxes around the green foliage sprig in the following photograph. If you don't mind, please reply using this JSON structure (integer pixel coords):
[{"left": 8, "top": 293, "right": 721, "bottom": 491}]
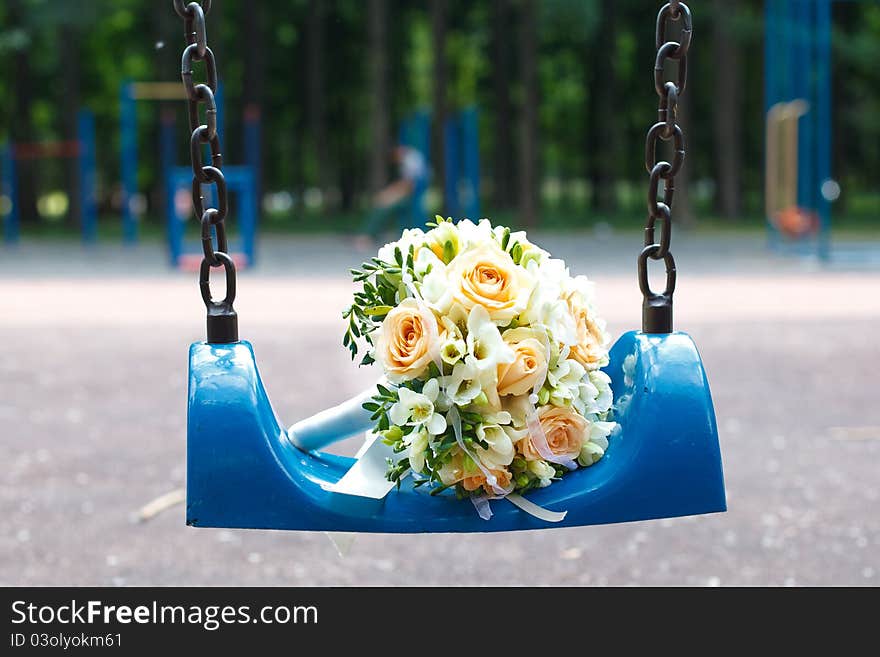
[{"left": 342, "top": 244, "right": 418, "bottom": 365}]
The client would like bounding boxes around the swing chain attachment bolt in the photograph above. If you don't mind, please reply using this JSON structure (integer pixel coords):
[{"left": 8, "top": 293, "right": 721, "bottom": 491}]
[
  {"left": 640, "top": 2, "right": 690, "bottom": 334},
  {"left": 175, "top": 0, "right": 238, "bottom": 344}
]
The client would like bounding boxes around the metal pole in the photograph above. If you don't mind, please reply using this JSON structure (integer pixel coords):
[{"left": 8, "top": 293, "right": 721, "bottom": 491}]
[
  {"left": 78, "top": 110, "right": 98, "bottom": 243},
  {"left": 443, "top": 115, "right": 460, "bottom": 217},
  {"left": 1, "top": 143, "right": 19, "bottom": 243},
  {"left": 160, "top": 111, "right": 178, "bottom": 266},
  {"left": 120, "top": 82, "right": 139, "bottom": 244},
  {"left": 816, "top": 0, "right": 832, "bottom": 262}
]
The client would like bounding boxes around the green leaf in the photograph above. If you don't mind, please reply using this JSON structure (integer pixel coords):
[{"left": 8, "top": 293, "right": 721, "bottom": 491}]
[
  {"left": 511, "top": 242, "right": 523, "bottom": 264},
  {"left": 442, "top": 239, "right": 455, "bottom": 264},
  {"left": 364, "top": 305, "right": 393, "bottom": 316}
]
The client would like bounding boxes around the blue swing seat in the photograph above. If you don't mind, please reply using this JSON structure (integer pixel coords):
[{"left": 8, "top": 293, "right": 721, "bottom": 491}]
[{"left": 186, "top": 331, "right": 726, "bottom": 532}]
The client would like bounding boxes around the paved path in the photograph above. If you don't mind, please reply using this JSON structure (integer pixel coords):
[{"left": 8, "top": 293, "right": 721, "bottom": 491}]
[{"left": 1, "top": 233, "right": 879, "bottom": 585}]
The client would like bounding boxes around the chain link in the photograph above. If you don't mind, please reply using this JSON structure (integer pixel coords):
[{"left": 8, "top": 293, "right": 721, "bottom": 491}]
[
  {"left": 175, "top": 0, "right": 238, "bottom": 343},
  {"left": 639, "top": 2, "right": 690, "bottom": 334}
]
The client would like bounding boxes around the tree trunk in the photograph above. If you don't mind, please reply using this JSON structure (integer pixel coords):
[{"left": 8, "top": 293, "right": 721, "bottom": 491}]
[
  {"left": 490, "top": 0, "right": 514, "bottom": 210},
  {"left": 586, "top": 1, "right": 618, "bottom": 213},
  {"left": 9, "top": 0, "right": 38, "bottom": 224},
  {"left": 712, "top": 0, "right": 741, "bottom": 219},
  {"left": 518, "top": 0, "right": 539, "bottom": 227},
  {"left": 60, "top": 25, "right": 81, "bottom": 229},
  {"left": 151, "top": 2, "right": 178, "bottom": 222},
  {"left": 672, "top": 86, "right": 695, "bottom": 226},
  {"left": 430, "top": 0, "right": 449, "bottom": 211},
  {"left": 368, "top": 0, "right": 390, "bottom": 194},
  {"left": 306, "top": 0, "right": 329, "bottom": 206}
]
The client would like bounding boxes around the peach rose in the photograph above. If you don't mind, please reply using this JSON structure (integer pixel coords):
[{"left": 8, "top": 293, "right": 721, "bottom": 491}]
[
  {"left": 447, "top": 242, "right": 535, "bottom": 323},
  {"left": 462, "top": 467, "right": 513, "bottom": 495},
  {"left": 496, "top": 328, "right": 548, "bottom": 397},
  {"left": 438, "top": 452, "right": 513, "bottom": 495},
  {"left": 374, "top": 299, "right": 439, "bottom": 381},
  {"left": 518, "top": 405, "right": 588, "bottom": 462},
  {"left": 564, "top": 291, "right": 609, "bottom": 370}
]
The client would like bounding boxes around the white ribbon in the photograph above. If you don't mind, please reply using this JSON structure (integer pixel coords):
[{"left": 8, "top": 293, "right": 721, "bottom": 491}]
[
  {"left": 448, "top": 406, "right": 513, "bottom": 497},
  {"left": 523, "top": 329, "right": 578, "bottom": 471},
  {"left": 507, "top": 493, "right": 567, "bottom": 523}
]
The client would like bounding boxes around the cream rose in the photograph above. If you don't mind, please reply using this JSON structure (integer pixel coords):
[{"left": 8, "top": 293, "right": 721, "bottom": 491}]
[
  {"left": 564, "top": 291, "right": 609, "bottom": 370},
  {"left": 496, "top": 328, "right": 548, "bottom": 397},
  {"left": 518, "top": 405, "right": 588, "bottom": 462},
  {"left": 374, "top": 299, "right": 439, "bottom": 381},
  {"left": 446, "top": 241, "right": 535, "bottom": 323}
]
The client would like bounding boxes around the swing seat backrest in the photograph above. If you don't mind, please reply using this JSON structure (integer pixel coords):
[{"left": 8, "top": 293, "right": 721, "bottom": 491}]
[{"left": 185, "top": 331, "right": 726, "bottom": 532}]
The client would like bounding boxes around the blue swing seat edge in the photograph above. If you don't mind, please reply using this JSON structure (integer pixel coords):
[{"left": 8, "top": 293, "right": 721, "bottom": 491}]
[{"left": 186, "top": 331, "right": 726, "bottom": 533}]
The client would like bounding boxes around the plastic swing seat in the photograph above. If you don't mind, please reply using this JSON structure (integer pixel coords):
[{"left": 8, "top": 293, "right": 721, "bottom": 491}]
[{"left": 186, "top": 330, "right": 726, "bottom": 533}]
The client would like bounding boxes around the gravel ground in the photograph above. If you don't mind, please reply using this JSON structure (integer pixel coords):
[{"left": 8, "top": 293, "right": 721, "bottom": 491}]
[{"left": 1, "top": 231, "right": 878, "bottom": 586}]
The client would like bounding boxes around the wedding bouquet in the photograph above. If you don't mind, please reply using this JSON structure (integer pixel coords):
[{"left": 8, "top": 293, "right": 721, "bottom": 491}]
[{"left": 343, "top": 217, "right": 616, "bottom": 508}]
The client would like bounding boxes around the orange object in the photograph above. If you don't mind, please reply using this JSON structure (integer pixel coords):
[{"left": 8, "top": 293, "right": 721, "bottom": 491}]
[{"left": 772, "top": 206, "right": 819, "bottom": 238}]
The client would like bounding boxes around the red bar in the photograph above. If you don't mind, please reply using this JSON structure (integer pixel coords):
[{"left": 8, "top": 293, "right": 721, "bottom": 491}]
[{"left": 12, "top": 141, "right": 81, "bottom": 160}]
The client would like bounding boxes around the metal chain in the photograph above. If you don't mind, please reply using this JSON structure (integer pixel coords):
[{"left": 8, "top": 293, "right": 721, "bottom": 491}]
[
  {"left": 174, "top": 0, "right": 238, "bottom": 343},
  {"left": 639, "top": 1, "right": 691, "bottom": 334}
]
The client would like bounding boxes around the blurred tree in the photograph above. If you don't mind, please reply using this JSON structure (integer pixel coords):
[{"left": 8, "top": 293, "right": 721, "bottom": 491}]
[
  {"left": 712, "top": 0, "right": 742, "bottom": 219},
  {"left": 8, "top": 0, "right": 38, "bottom": 224},
  {"left": 518, "top": 0, "right": 539, "bottom": 226},
  {"left": 60, "top": 23, "right": 81, "bottom": 229},
  {"left": 368, "top": 0, "right": 390, "bottom": 194},
  {"left": 431, "top": 0, "right": 449, "bottom": 211},
  {"left": 306, "top": 0, "right": 329, "bottom": 207},
  {"left": 489, "top": 0, "right": 514, "bottom": 209},
  {"left": 585, "top": 0, "right": 619, "bottom": 212}
]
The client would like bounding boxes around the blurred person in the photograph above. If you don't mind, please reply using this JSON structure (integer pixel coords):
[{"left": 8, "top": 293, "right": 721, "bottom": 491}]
[{"left": 355, "top": 144, "right": 429, "bottom": 250}]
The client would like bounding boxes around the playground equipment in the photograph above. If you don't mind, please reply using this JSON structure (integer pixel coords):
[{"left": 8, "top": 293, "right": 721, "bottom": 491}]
[
  {"left": 1, "top": 110, "right": 97, "bottom": 244},
  {"left": 120, "top": 81, "right": 259, "bottom": 268},
  {"left": 765, "top": 0, "right": 878, "bottom": 265},
  {"left": 444, "top": 107, "right": 481, "bottom": 220},
  {"left": 397, "top": 107, "right": 481, "bottom": 229},
  {"left": 178, "top": 0, "right": 723, "bottom": 533}
]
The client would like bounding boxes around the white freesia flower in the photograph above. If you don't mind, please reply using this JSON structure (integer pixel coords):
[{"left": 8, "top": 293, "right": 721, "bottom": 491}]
[
  {"left": 405, "top": 428, "right": 430, "bottom": 473},
  {"left": 389, "top": 380, "right": 447, "bottom": 435},
  {"left": 377, "top": 228, "right": 426, "bottom": 264},
  {"left": 546, "top": 358, "right": 587, "bottom": 406},
  {"left": 465, "top": 304, "right": 515, "bottom": 372},
  {"left": 589, "top": 420, "right": 616, "bottom": 451},
  {"left": 566, "top": 274, "right": 597, "bottom": 307},
  {"left": 414, "top": 246, "right": 444, "bottom": 279},
  {"left": 527, "top": 459, "right": 556, "bottom": 487},
  {"left": 443, "top": 361, "right": 483, "bottom": 406},
  {"left": 455, "top": 218, "right": 494, "bottom": 250},
  {"left": 587, "top": 370, "right": 613, "bottom": 416},
  {"left": 483, "top": 409, "right": 513, "bottom": 426},
  {"left": 424, "top": 220, "right": 461, "bottom": 263},
  {"left": 578, "top": 441, "right": 605, "bottom": 467},
  {"left": 521, "top": 258, "right": 578, "bottom": 345},
  {"left": 440, "top": 337, "right": 467, "bottom": 365},
  {"left": 438, "top": 314, "right": 466, "bottom": 365},
  {"left": 474, "top": 423, "right": 515, "bottom": 470},
  {"left": 501, "top": 394, "right": 534, "bottom": 429}
]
